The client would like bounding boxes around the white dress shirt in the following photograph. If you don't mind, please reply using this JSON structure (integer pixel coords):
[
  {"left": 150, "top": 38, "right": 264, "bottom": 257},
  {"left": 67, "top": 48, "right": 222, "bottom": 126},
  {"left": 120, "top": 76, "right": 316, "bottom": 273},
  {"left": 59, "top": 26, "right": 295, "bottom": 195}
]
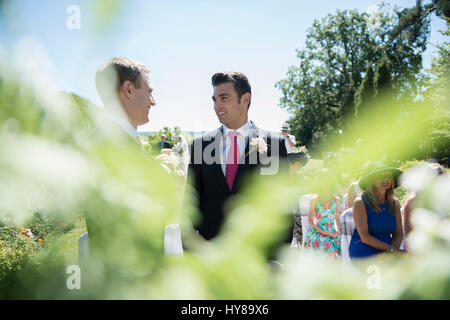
[
  {"left": 284, "top": 134, "right": 296, "bottom": 154},
  {"left": 221, "top": 121, "right": 252, "bottom": 176},
  {"left": 108, "top": 114, "right": 137, "bottom": 141}
]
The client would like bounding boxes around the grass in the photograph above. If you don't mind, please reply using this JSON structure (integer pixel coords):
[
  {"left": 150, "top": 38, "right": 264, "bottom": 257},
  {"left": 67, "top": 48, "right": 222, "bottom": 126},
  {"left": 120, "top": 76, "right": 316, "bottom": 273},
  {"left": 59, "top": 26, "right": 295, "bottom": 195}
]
[
  {"left": 303, "top": 158, "right": 324, "bottom": 171},
  {"left": 0, "top": 216, "right": 88, "bottom": 299},
  {"left": 42, "top": 216, "right": 87, "bottom": 266}
]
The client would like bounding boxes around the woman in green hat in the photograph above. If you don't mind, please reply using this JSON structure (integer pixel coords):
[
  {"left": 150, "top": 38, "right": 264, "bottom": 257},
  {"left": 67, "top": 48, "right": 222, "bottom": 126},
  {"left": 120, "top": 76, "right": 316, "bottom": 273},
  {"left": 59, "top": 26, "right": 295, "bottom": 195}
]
[{"left": 349, "top": 162, "right": 404, "bottom": 259}]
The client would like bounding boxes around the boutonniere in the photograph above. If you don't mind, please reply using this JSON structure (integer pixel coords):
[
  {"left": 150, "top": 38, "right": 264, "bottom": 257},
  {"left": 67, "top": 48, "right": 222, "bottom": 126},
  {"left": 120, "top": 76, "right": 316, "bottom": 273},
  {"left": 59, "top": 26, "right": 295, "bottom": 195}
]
[{"left": 249, "top": 136, "right": 268, "bottom": 155}]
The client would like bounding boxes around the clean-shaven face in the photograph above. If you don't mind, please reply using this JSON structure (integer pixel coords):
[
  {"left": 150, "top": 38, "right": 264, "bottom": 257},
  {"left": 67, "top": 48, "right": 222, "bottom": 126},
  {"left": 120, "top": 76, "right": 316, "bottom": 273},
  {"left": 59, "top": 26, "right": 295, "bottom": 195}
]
[
  {"left": 212, "top": 82, "right": 248, "bottom": 130},
  {"left": 132, "top": 73, "right": 156, "bottom": 126}
]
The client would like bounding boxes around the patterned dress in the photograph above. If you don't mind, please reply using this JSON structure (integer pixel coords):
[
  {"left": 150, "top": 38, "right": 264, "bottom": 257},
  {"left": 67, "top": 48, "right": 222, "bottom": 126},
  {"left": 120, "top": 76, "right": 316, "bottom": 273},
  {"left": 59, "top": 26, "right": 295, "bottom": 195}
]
[{"left": 304, "top": 198, "right": 342, "bottom": 258}]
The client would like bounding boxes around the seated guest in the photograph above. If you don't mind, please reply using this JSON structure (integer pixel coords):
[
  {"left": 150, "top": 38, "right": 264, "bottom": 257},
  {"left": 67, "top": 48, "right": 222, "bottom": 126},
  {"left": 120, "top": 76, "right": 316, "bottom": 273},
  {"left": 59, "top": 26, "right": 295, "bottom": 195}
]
[
  {"left": 340, "top": 181, "right": 362, "bottom": 263},
  {"left": 349, "top": 162, "right": 403, "bottom": 259},
  {"left": 287, "top": 152, "right": 309, "bottom": 247},
  {"left": 304, "top": 178, "right": 342, "bottom": 259},
  {"left": 345, "top": 182, "right": 362, "bottom": 209},
  {"left": 402, "top": 163, "right": 447, "bottom": 250}
]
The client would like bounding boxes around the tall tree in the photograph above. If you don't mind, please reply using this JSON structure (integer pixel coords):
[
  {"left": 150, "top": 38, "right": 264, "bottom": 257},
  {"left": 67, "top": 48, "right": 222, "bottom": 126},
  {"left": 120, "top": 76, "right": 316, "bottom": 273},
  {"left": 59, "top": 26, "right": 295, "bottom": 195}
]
[
  {"left": 424, "top": 0, "right": 450, "bottom": 20},
  {"left": 276, "top": 2, "right": 431, "bottom": 150},
  {"left": 354, "top": 63, "right": 375, "bottom": 116},
  {"left": 373, "top": 55, "right": 394, "bottom": 99},
  {"left": 421, "top": 27, "right": 450, "bottom": 160}
]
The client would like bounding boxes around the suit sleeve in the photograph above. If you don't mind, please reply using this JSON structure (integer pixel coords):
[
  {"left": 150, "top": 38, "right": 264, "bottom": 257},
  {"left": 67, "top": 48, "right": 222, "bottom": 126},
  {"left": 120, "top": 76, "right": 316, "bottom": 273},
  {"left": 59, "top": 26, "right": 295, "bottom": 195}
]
[
  {"left": 278, "top": 136, "right": 288, "bottom": 173},
  {"left": 279, "top": 137, "right": 288, "bottom": 158},
  {"left": 187, "top": 139, "right": 203, "bottom": 224},
  {"left": 279, "top": 137, "right": 292, "bottom": 246}
]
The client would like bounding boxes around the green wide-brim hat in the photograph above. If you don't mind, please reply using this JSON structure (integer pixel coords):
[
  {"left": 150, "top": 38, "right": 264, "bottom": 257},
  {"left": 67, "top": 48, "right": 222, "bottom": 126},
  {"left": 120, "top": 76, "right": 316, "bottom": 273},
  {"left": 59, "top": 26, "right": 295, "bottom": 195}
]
[{"left": 359, "top": 162, "right": 403, "bottom": 190}]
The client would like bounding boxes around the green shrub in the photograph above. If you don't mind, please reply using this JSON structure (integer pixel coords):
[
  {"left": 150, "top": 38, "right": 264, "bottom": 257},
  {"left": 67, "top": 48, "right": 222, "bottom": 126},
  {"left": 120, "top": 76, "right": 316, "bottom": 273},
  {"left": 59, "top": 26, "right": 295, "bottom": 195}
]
[
  {"left": 0, "top": 227, "right": 41, "bottom": 279},
  {"left": 0, "top": 211, "right": 77, "bottom": 280}
]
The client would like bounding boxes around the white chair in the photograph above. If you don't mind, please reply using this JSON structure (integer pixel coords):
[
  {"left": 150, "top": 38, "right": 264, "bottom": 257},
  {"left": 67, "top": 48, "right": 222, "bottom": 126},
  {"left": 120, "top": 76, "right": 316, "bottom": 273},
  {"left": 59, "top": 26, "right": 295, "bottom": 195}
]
[
  {"left": 341, "top": 193, "right": 348, "bottom": 211},
  {"left": 400, "top": 205, "right": 407, "bottom": 251},
  {"left": 290, "top": 237, "right": 299, "bottom": 248},
  {"left": 299, "top": 194, "right": 316, "bottom": 247},
  {"left": 340, "top": 209, "right": 355, "bottom": 264},
  {"left": 164, "top": 224, "right": 183, "bottom": 256},
  {"left": 78, "top": 232, "right": 89, "bottom": 267}
]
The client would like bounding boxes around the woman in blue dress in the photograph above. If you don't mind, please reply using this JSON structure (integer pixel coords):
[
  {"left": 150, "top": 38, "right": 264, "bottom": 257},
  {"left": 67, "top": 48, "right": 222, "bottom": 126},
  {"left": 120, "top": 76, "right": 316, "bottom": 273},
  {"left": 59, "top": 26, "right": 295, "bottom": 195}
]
[{"left": 349, "top": 162, "right": 404, "bottom": 259}]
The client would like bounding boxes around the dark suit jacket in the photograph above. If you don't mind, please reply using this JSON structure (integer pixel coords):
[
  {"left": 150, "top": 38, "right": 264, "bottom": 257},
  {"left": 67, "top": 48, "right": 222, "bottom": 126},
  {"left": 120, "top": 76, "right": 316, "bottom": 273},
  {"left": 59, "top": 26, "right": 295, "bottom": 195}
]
[
  {"left": 188, "top": 121, "right": 288, "bottom": 240},
  {"left": 151, "top": 140, "right": 172, "bottom": 155},
  {"left": 162, "top": 141, "right": 172, "bottom": 149},
  {"left": 159, "top": 140, "right": 172, "bottom": 150}
]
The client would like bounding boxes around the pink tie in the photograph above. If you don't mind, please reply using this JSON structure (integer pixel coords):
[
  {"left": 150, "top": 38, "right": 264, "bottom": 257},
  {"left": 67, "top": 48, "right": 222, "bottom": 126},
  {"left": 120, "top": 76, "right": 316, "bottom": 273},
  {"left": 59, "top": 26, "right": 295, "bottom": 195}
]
[{"left": 226, "top": 131, "right": 240, "bottom": 191}]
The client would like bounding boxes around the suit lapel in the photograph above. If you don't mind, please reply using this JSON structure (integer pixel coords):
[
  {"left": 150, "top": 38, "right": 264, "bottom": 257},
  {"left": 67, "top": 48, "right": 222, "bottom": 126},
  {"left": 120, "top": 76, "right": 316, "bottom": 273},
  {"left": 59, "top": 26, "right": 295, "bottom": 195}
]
[
  {"left": 207, "top": 127, "right": 230, "bottom": 193},
  {"left": 232, "top": 122, "right": 263, "bottom": 192}
]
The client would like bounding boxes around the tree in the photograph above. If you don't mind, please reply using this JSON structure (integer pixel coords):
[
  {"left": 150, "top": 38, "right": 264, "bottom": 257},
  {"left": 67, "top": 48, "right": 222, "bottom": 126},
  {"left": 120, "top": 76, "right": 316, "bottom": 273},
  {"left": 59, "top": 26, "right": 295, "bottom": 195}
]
[
  {"left": 424, "top": 0, "right": 450, "bottom": 20},
  {"left": 420, "top": 28, "right": 450, "bottom": 160},
  {"left": 373, "top": 56, "right": 394, "bottom": 98},
  {"left": 354, "top": 63, "right": 375, "bottom": 116},
  {"left": 276, "top": 2, "right": 431, "bottom": 150}
]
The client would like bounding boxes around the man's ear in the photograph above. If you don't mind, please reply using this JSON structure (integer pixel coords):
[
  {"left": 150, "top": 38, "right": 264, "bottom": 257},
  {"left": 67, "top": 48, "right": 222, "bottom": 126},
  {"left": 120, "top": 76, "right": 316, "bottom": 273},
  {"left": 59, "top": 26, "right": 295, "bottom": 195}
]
[
  {"left": 243, "top": 92, "right": 251, "bottom": 108},
  {"left": 121, "top": 80, "right": 134, "bottom": 99}
]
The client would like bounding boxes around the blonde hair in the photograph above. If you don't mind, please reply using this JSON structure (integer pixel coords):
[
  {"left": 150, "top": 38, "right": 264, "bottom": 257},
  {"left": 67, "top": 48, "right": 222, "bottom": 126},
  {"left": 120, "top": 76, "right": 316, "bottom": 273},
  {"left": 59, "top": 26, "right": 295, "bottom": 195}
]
[
  {"left": 347, "top": 181, "right": 362, "bottom": 208},
  {"left": 95, "top": 57, "right": 150, "bottom": 106}
]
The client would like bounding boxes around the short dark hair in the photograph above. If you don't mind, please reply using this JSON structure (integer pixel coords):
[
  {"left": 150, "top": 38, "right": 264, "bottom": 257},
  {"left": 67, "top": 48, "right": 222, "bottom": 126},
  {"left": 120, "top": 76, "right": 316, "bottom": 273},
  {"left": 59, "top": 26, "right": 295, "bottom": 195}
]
[
  {"left": 95, "top": 57, "right": 150, "bottom": 106},
  {"left": 211, "top": 71, "right": 252, "bottom": 109}
]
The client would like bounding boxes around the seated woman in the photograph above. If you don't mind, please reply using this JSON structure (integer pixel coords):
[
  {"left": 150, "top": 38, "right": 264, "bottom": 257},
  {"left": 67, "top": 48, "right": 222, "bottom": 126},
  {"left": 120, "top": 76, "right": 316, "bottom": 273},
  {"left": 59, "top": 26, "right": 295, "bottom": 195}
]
[
  {"left": 349, "top": 162, "right": 403, "bottom": 259},
  {"left": 304, "top": 179, "right": 342, "bottom": 259}
]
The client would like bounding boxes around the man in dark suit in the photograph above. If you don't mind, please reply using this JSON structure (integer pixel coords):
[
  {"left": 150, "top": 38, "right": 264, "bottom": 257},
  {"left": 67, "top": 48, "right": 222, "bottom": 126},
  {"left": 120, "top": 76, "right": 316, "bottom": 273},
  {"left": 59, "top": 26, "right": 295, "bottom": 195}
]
[
  {"left": 188, "top": 72, "right": 288, "bottom": 241},
  {"left": 158, "top": 134, "right": 172, "bottom": 152}
]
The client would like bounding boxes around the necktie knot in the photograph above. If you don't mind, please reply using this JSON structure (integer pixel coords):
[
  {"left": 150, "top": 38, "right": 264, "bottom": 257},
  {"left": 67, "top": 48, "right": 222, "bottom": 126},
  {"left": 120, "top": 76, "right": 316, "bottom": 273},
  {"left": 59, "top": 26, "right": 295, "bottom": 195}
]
[{"left": 228, "top": 131, "right": 239, "bottom": 139}]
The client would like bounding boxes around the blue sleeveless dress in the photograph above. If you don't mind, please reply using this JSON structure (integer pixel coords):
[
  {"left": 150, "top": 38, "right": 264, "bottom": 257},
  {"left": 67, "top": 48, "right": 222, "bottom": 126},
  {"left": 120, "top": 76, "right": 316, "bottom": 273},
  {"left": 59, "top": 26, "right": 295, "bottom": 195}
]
[{"left": 349, "top": 197, "right": 396, "bottom": 258}]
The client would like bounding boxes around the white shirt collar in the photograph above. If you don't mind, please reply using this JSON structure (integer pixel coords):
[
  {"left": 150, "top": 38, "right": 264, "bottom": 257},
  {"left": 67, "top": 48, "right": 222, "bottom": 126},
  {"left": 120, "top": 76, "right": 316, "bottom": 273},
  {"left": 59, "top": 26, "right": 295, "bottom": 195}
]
[
  {"left": 222, "top": 121, "right": 252, "bottom": 138},
  {"left": 107, "top": 114, "right": 137, "bottom": 140}
]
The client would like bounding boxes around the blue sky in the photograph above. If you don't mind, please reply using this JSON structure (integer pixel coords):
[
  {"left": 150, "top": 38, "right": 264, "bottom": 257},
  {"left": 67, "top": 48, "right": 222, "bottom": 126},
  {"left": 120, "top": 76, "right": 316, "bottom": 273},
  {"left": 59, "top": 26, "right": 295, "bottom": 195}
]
[{"left": 0, "top": 0, "right": 447, "bottom": 132}]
